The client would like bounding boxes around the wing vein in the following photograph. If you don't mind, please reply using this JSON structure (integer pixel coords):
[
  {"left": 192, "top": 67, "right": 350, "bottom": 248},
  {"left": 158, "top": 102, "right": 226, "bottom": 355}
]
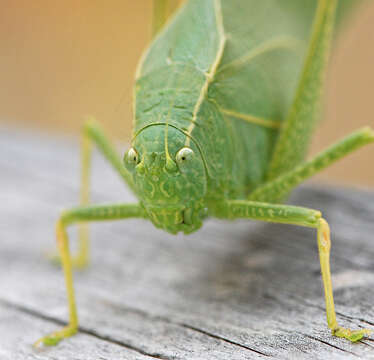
[
  {"left": 185, "top": 0, "right": 226, "bottom": 145},
  {"left": 219, "top": 107, "right": 281, "bottom": 129},
  {"left": 217, "top": 35, "right": 301, "bottom": 77}
]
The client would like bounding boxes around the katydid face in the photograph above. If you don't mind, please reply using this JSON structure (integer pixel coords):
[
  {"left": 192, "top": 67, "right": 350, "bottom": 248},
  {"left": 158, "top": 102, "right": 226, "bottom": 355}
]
[{"left": 124, "top": 125, "right": 207, "bottom": 234}]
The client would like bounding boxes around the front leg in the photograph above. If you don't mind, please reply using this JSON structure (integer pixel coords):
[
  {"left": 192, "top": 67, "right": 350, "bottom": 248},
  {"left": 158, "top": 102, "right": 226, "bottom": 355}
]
[
  {"left": 35, "top": 203, "right": 146, "bottom": 347},
  {"left": 218, "top": 200, "right": 371, "bottom": 342},
  {"left": 50, "top": 119, "right": 136, "bottom": 268}
]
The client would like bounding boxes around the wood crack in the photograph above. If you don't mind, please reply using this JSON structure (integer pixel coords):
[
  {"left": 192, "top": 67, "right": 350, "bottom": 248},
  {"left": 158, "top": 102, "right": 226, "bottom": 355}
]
[
  {"left": 286, "top": 293, "right": 374, "bottom": 329},
  {"left": 302, "top": 333, "right": 359, "bottom": 357},
  {"left": 178, "top": 322, "right": 270, "bottom": 357},
  {"left": 0, "top": 299, "right": 173, "bottom": 360},
  {"left": 97, "top": 298, "right": 270, "bottom": 357},
  {"left": 3, "top": 129, "right": 374, "bottom": 358},
  {"left": 360, "top": 340, "right": 374, "bottom": 349},
  {"left": 1, "top": 297, "right": 269, "bottom": 358}
]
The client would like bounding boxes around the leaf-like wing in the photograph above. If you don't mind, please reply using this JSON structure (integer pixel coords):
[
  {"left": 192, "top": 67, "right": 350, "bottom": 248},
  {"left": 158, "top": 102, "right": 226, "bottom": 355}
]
[{"left": 135, "top": 0, "right": 364, "bottom": 191}]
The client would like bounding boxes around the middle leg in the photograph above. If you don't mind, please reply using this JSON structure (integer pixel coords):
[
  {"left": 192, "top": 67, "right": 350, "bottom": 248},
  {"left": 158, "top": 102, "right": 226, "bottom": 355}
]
[{"left": 52, "top": 119, "right": 136, "bottom": 267}]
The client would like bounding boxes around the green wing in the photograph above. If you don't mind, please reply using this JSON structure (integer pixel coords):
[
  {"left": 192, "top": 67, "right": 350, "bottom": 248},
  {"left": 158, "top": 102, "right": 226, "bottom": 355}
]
[
  {"left": 266, "top": 0, "right": 362, "bottom": 180},
  {"left": 208, "top": 0, "right": 362, "bottom": 187},
  {"left": 139, "top": 0, "right": 221, "bottom": 78},
  {"left": 137, "top": 0, "right": 362, "bottom": 191},
  {"left": 152, "top": 0, "right": 181, "bottom": 37},
  {"left": 135, "top": 0, "right": 223, "bottom": 135},
  {"left": 209, "top": 1, "right": 316, "bottom": 188}
]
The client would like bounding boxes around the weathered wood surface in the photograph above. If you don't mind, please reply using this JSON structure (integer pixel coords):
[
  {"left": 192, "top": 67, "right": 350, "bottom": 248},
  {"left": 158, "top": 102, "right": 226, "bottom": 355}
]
[{"left": 1, "top": 126, "right": 374, "bottom": 360}]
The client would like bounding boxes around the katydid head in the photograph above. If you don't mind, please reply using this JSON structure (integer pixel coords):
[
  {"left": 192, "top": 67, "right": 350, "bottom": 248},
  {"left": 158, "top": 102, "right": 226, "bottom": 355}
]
[{"left": 124, "top": 125, "right": 207, "bottom": 234}]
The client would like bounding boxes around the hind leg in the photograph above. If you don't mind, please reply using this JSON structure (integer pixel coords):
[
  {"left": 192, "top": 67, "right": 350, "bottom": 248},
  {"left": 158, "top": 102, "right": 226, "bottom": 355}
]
[{"left": 249, "top": 127, "right": 374, "bottom": 203}]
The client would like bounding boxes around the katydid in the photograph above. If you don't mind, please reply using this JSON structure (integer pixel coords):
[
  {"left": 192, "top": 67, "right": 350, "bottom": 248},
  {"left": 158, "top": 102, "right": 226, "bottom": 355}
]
[{"left": 35, "top": 0, "right": 374, "bottom": 346}]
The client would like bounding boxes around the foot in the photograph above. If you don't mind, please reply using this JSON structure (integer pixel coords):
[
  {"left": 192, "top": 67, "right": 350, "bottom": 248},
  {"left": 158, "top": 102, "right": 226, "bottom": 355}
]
[
  {"left": 34, "top": 325, "right": 78, "bottom": 347},
  {"left": 332, "top": 326, "right": 371, "bottom": 342}
]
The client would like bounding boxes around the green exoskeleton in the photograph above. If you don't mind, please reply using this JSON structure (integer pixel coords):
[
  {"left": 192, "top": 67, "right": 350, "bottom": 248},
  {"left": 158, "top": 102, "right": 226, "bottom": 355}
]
[{"left": 35, "top": 0, "right": 374, "bottom": 346}]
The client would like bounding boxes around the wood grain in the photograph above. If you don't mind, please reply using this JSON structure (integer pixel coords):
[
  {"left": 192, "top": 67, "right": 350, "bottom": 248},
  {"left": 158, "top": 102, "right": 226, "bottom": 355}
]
[{"left": 1, "top": 127, "right": 374, "bottom": 359}]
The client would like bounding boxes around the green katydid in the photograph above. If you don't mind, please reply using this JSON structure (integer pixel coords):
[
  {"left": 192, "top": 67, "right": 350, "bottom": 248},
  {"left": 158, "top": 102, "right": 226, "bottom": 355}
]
[{"left": 34, "top": 0, "right": 374, "bottom": 347}]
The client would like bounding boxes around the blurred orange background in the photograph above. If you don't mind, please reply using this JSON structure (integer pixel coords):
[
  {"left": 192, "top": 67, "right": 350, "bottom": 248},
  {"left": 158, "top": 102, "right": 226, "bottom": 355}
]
[{"left": 1, "top": 1, "right": 373, "bottom": 187}]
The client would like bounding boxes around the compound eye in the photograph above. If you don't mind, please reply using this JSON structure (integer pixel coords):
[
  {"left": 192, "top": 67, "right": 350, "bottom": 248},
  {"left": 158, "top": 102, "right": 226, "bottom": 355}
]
[
  {"left": 125, "top": 147, "right": 139, "bottom": 165},
  {"left": 176, "top": 147, "right": 194, "bottom": 164}
]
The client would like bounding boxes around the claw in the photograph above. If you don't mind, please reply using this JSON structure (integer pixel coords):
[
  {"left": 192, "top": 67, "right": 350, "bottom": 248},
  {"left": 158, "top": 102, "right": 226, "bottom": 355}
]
[
  {"left": 332, "top": 326, "right": 371, "bottom": 343},
  {"left": 34, "top": 325, "right": 78, "bottom": 347}
]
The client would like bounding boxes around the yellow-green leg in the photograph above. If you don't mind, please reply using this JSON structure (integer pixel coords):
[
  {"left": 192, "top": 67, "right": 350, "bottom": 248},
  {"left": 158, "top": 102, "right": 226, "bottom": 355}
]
[
  {"left": 317, "top": 219, "right": 371, "bottom": 342},
  {"left": 74, "top": 129, "right": 92, "bottom": 268},
  {"left": 51, "top": 118, "right": 136, "bottom": 268},
  {"left": 221, "top": 200, "right": 371, "bottom": 342},
  {"left": 35, "top": 203, "right": 145, "bottom": 347},
  {"left": 267, "top": 0, "right": 338, "bottom": 179},
  {"left": 35, "top": 221, "right": 78, "bottom": 346},
  {"left": 249, "top": 127, "right": 374, "bottom": 203}
]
